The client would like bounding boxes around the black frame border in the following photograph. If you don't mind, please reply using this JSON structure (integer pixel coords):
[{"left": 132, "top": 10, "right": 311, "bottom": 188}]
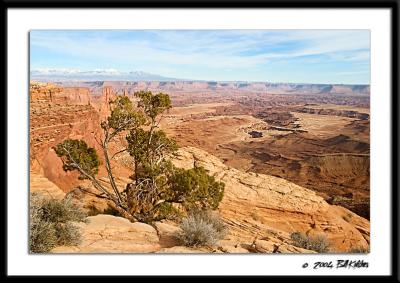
[{"left": 3, "top": 0, "right": 399, "bottom": 280}]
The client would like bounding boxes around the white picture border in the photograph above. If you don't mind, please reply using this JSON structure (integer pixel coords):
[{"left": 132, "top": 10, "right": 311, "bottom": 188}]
[{"left": 7, "top": 8, "right": 392, "bottom": 276}]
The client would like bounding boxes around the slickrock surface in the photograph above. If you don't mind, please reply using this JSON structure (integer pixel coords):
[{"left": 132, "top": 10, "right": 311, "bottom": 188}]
[
  {"left": 171, "top": 146, "right": 370, "bottom": 252},
  {"left": 30, "top": 83, "right": 369, "bottom": 253},
  {"left": 46, "top": 146, "right": 369, "bottom": 253},
  {"left": 52, "top": 215, "right": 160, "bottom": 253},
  {"left": 30, "top": 171, "right": 66, "bottom": 200},
  {"left": 29, "top": 144, "right": 370, "bottom": 254}
]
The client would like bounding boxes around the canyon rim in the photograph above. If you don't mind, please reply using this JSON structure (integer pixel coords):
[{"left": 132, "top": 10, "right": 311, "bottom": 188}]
[{"left": 29, "top": 30, "right": 370, "bottom": 254}]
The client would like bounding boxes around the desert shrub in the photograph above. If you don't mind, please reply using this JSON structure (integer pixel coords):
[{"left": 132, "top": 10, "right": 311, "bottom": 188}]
[
  {"left": 54, "top": 139, "right": 100, "bottom": 179},
  {"left": 40, "top": 196, "right": 87, "bottom": 223},
  {"left": 29, "top": 210, "right": 57, "bottom": 253},
  {"left": 56, "top": 222, "right": 82, "bottom": 246},
  {"left": 290, "top": 231, "right": 330, "bottom": 253},
  {"left": 30, "top": 194, "right": 57, "bottom": 253},
  {"left": 168, "top": 167, "right": 225, "bottom": 211},
  {"left": 86, "top": 204, "right": 123, "bottom": 217},
  {"left": 103, "top": 205, "right": 123, "bottom": 217},
  {"left": 87, "top": 205, "right": 102, "bottom": 216},
  {"left": 349, "top": 245, "right": 369, "bottom": 253},
  {"left": 176, "top": 210, "right": 227, "bottom": 247},
  {"left": 29, "top": 194, "right": 86, "bottom": 253},
  {"left": 153, "top": 202, "right": 182, "bottom": 221}
]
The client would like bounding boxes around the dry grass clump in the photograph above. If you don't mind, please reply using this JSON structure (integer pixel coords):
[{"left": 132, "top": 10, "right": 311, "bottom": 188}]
[
  {"left": 176, "top": 210, "right": 227, "bottom": 247},
  {"left": 348, "top": 245, "right": 370, "bottom": 253},
  {"left": 29, "top": 193, "right": 87, "bottom": 253},
  {"left": 290, "top": 231, "right": 330, "bottom": 253}
]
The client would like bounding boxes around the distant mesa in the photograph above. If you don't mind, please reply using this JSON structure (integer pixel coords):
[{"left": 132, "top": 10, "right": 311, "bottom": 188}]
[{"left": 30, "top": 69, "right": 370, "bottom": 96}]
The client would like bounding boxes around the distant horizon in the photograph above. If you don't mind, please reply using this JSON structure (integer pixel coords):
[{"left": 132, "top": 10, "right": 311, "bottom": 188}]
[
  {"left": 30, "top": 68, "right": 370, "bottom": 86},
  {"left": 30, "top": 30, "right": 371, "bottom": 85}
]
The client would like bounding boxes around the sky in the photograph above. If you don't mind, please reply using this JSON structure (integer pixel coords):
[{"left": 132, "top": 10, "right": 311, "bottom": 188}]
[{"left": 30, "top": 30, "right": 371, "bottom": 84}]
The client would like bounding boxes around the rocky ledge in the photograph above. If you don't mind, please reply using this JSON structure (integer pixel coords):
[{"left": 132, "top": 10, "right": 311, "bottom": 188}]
[{"left": 35, "top": 146, "right": 369, "bottom": 253}]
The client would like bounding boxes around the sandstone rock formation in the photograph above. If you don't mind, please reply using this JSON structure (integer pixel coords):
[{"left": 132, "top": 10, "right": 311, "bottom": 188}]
[
  {"left": 30, "top": 82, "right": 91, "bottom": 105},
  {"left": 171, "top": 146, "right": 370, "bottom": 253},
  {"left": 30, "top": 171, "right": 66, "bottom": 200},
  {"left": 48, "top": 146, "right": 369, "bottom": 253},
  {"left": 56, "top": 87, "right": 91, "bottom": 105},
  {"left": 51, "top": 215, "right": 160, "bottom": 253},
  {"left": 30, "top": 99, "right": 103, "bottom": 191},
  {"left": 30, "top": 84, "right": 132, "bottom": 192},
  {"left": 29, "top": 82, "right": 370, "bottom": 254}
]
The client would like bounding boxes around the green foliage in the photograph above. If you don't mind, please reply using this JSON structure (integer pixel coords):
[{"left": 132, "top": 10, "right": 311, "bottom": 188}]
[
  {"left": 153, "top": 202, "right": 182, "bottom": 221},
  {"left": 29, "top": 194, "right": 86, "bottom": 253},
  {"left": 134, "top": 91, "right": 172, "bottom": 120},
  {"left": 54, "top": 91, "right": 226, "bottom": 224},
  {"left": 54, "top": 139, "right": 100, "bottom": 179},
  {"left": 106, "top": 96, "right": 146, "bottom": 131},
  {"left": 125, "top": 160, "right": 175, "bottom": 222},
  {"left": 167, "top": 167, "right": 225, "bottom": 210},
  {"left": 126, "top": 164, "right": 225, "bottom": 222},
  {"left": 176, "top": 210, "right": 228, "bottom": 247},
  {"left": 290, "top": 231, "right": 330, "bottom": 253},
  {"left": 126, "top": 128, "right": 178, "bottom": 166}
]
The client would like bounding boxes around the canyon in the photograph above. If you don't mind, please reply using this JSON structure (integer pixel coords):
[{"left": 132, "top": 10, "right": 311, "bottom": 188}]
[{"left": 29, "top": 80, "right": 370, "bottom": 253}]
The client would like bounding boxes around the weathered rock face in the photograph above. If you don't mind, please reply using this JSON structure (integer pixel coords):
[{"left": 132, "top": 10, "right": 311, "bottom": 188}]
[
  {"left": 91, "top": 86, "right": 118, "bottom": 120},
  {"left": 56, "top": 87, "right": 91, "bottom": 105},
  {"left": 30, "top": 82, "right": 91, "bottom": 105},
  {"left": 30, "top": 82, "right": 63, "bottom": 101},
  {"left": 48, "top": 146, "right": 369, "bottom": 254},
  {"left": 51, "top": 215, "right": 161, "bottom": 253},
  {"left": 29, "top": 83, "right": 369, "bottom": 253},
  {"left": 171, "top": 146, "right": 370, "bottom": 253},
  {"left": 30, "top": 99, "right": 104, "bottom": 191},
  {"left": 29, "top": 83, "right": 133, "bottom": 192}
]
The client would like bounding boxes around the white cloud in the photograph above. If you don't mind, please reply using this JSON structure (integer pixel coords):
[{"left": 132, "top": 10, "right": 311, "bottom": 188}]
[{"left": 30, "top": 30, "right": 370, "bottom": 71}]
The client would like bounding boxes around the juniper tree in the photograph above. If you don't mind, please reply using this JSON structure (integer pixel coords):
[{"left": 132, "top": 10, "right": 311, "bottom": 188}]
[{"left": 55, "top": 91, "right": 225, "bottom": 223}]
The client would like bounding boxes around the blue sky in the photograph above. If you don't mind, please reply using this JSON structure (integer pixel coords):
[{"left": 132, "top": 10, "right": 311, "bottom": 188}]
[{"left": 30, "top": 30, "right": 370, "bottom": 84}]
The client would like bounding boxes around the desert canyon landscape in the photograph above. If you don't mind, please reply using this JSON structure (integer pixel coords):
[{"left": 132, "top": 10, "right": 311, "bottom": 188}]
[
  {"left": 29, "top": 29, "right": 371, "bottom": 255},
  {"left": 29, "top": 79, "right": 370, "bottom": 254}
]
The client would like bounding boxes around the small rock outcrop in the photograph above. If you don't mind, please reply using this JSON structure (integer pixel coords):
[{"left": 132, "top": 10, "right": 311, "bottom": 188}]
[{"left": 52, "top": 215, "right": 160, "bottom": 253}]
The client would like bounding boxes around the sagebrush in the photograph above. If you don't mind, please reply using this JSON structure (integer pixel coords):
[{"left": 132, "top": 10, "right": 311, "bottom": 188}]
[
  {"left": 290, "top": 231, "right": 330, "bottom": 253},
  {"left": 176, "top": 210, "right": 227, "bottom": 247},
  {"left": 29, "top": 194, "right": 87, "bottom": 253}
]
